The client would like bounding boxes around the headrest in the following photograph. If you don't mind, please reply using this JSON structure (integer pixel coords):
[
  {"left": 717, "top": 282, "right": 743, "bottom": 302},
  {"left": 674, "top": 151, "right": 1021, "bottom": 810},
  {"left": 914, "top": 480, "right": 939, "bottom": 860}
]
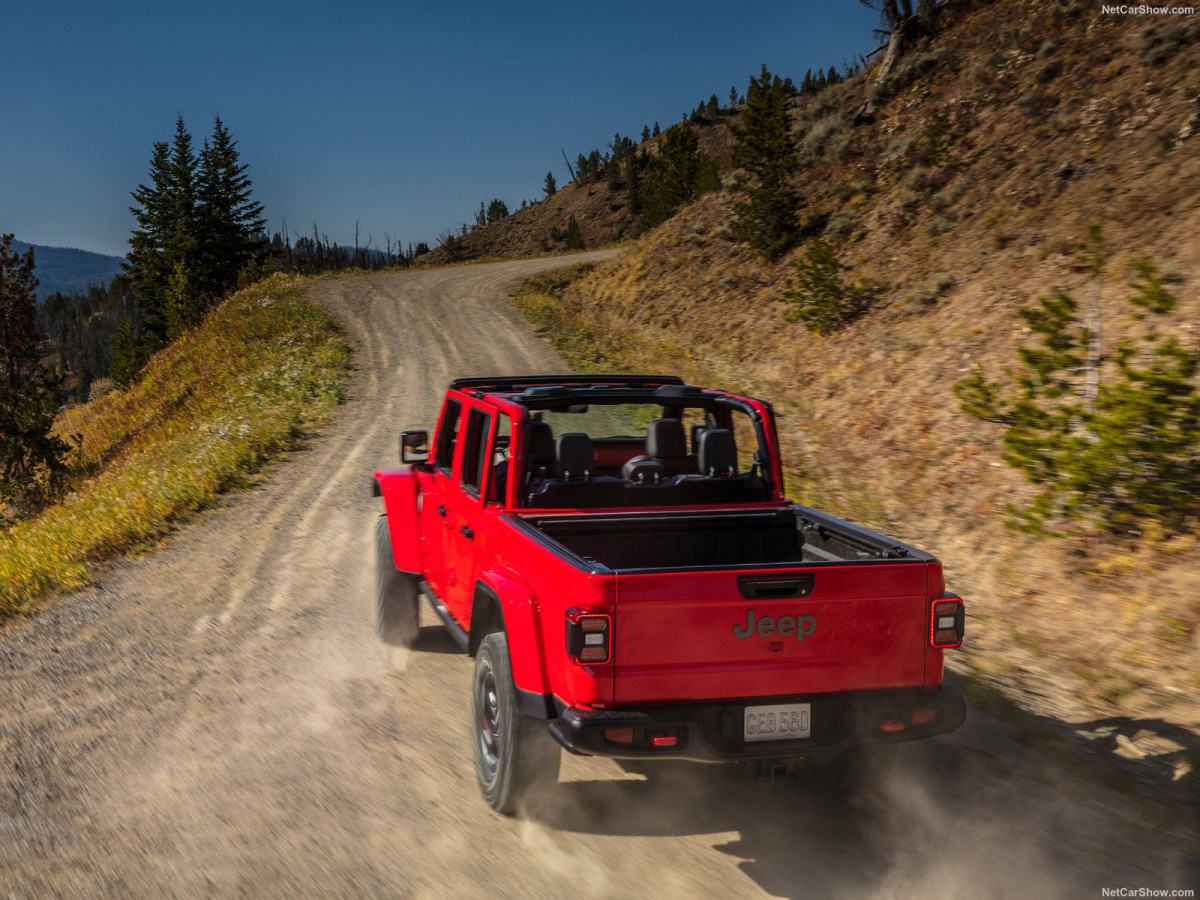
[
  {"left": 556, "top": 432, "right": 594, "bottom": 480},
  {"left": 622, "top": 456, "right": 665, "bottom": 484},
  {"left": 526, "top": 420, "right": 555, "bottom": 464},
  {"left": 698, "top": 429, "right": 737, "bottom": 476},
  {"left": 646, "top": 418, "right": 687, "bottom": 459}
]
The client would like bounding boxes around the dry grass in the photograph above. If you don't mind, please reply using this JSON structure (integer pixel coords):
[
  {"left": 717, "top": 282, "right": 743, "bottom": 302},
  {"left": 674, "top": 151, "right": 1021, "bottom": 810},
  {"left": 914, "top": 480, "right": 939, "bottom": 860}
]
[{"left": 0, "top": 274, "right": 349, "bottom": 620}]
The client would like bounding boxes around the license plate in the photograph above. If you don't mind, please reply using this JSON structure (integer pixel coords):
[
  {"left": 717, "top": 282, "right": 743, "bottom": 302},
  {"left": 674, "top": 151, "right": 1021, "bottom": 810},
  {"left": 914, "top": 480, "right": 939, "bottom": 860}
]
[{"left": 744, "top": 703, "right": 811, "bottom": 742}]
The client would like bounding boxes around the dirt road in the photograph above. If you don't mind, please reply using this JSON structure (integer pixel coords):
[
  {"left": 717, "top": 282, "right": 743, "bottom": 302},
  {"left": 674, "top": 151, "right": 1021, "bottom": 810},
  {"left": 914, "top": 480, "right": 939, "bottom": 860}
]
[{"left": 1, "top": 255, "right": 1195, "bottom": 898}]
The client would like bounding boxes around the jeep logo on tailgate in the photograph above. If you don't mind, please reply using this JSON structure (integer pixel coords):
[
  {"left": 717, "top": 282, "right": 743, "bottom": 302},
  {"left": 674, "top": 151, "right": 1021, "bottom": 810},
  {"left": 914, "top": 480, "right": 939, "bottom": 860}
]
[{"left": 733, "top": 610, "right": 817, "bottom": 641}]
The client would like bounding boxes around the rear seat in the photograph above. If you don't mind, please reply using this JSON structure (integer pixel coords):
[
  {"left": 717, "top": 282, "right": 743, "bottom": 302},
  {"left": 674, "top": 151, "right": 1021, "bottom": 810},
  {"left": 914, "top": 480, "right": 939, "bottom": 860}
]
[{"left": 526, "top": 432, "right": 626, "bottom": 508}]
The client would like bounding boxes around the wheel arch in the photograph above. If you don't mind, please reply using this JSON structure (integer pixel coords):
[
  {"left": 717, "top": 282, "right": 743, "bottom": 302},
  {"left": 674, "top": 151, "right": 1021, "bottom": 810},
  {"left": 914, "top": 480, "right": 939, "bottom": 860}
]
[
  {"left": 471, "top": 571, "right": 552, "bottom": 714},
  {"left": 373, "top": 468, "right": 421, "bottom": 573}
]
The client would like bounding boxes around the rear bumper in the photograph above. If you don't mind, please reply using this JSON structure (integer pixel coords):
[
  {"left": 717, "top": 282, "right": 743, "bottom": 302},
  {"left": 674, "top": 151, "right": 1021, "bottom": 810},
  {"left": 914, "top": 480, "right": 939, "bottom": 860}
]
[{"left": 547, "top": 685, "right": 966, "bottom": 760}]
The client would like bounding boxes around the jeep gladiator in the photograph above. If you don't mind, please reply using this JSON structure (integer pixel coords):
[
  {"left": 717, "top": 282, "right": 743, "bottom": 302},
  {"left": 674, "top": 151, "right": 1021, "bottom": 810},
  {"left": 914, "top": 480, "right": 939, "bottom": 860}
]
[{"left": 372, "top": 375, "right": 966, "bottom": 813}]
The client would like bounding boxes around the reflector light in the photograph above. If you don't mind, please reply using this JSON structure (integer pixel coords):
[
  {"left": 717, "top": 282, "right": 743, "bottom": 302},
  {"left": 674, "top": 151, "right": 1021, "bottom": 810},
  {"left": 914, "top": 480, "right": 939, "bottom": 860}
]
[
  {"left": 652, "top": 735, "right": 678, "bottom": 747},
  {"left": 912, "top": 709, "right": 938, "bottom": 727},
  {"left": 604, "top": 727, "right": 634, "bottom": 744},
  {"left": 879, "top": 719, "right": 907, "bottom": 733}
]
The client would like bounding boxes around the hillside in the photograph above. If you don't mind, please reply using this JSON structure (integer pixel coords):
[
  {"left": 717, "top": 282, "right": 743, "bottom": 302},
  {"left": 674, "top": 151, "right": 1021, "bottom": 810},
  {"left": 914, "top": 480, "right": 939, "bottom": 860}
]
[
  {"left": 502, "top": 0, "right": 1200, "bottom": 739},
  {"left": 10, "top": 239, "right": 126, "bottom": 299},
  {"left": 1, "top": 275, "right": 348, "bottom": 618},
  {"left": 417, "top": 116, "right": 736, "bottom": 265}
]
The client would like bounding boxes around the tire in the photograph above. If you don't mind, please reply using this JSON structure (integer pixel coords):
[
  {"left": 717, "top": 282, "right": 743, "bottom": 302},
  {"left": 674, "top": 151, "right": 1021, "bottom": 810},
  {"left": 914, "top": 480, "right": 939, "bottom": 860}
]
[
  {"left": 375, "top": 516, "right": 419, "bottom": 647},
  {"left": 471, "top": 632, "right": 561, "bottom": 815}
]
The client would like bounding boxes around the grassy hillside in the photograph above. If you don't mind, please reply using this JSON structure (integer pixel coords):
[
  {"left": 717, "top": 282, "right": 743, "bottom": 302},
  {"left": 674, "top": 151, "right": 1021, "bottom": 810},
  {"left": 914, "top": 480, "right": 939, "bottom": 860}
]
[
  {"left": 0, "top": 274, "right": 349, "bottom": 620},
  {"left": 513, "top": 0, "right": 1200, "bottom": 731}
]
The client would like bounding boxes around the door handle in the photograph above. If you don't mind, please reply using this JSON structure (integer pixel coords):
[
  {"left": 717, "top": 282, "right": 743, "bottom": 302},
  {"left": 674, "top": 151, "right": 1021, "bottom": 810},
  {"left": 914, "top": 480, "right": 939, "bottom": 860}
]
[
  {"left": 459, "top": 524, "right": 474, "bottom": 540},
  {"left": 737, "top": 573, "right": 815, "bottom": 599},
  {"left": 436, "top": 505, "right": 447, "bottom": 517}
]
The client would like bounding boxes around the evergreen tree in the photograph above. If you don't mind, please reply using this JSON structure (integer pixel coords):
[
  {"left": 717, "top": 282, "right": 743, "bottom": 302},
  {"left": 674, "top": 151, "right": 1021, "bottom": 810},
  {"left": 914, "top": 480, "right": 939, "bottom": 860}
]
[
  {"left": 126, "top": 116, "right": 263, "bottom": 352},
  {"left": 110, "top": 314, "right": 146, "bottom": 389},
  {"left": 641, "top": 126, "right": 715, "bottom": 229},
  {"left": 543, "top": 171, "right": 557, "bottom": 197},
  {"left": 125, "top": 139, "right": 174, "bottom": 344},
  {"left": 195, "top": 116, "right": 265, "bottom": 299},
  {"left": 954, "top": 247, "right": 1200, "bottom": 533},
  {"left": 729, "top": 65, "right": 801, "bottom": 259},
  {"left": 0, "top": 235, "right": 71, "bottom": 516},
  {"left": 486, "top": 198, "right": 509, "bottom": 223}
]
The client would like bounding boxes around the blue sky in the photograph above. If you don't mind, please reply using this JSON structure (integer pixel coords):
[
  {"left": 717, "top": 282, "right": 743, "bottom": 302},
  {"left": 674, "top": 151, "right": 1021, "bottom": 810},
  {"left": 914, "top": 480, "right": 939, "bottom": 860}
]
[{"left": 1, "top": 2, "right": 880, "bottom": 258}]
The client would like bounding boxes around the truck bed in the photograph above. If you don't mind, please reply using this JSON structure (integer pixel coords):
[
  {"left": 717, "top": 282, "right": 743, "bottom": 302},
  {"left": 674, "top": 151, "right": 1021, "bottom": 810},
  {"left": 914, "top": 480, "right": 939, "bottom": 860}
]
[{"left": 515, "top": 505, "right": 932, "bottom": 572}]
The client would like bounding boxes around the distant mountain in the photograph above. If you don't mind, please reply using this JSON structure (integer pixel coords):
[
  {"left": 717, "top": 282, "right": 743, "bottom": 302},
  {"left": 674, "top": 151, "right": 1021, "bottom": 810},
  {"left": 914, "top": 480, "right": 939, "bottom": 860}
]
[{"left": 9, "top": 239, "right": 126, "bottom": 300}]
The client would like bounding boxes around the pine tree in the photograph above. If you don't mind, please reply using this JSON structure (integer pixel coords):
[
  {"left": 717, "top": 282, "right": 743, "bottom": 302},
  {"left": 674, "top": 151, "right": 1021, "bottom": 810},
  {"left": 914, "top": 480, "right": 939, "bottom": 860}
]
[
  {"left": 127, "top": 116, "right": 264, "bottom": 353},
  {"left": 954, "top": 248, "right": 1200, "bottom": 533},
  {"left": 642, "top": 126, "right": 712, "bottom": 229},
  {"left": 729, "top": 65, "right": 800, "bottom": 259},
  {"left": 195, "top": 116, "right": 265, "bottom": 300},
  {"left": 125, "top": 139, "right": 174, "bottom": 344},
  {"left": 543, "top": 171, "right": 557, "bottom": 197},
  {"left": 0, "top": 235, "right": 71, "bottom": 516},
  {"left": 486, "top": 198, "right": 509, "bottom": 223}
]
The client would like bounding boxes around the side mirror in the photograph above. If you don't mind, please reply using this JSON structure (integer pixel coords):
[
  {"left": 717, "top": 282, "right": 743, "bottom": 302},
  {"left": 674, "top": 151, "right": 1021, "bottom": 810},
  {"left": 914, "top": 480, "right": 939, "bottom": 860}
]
[{"left": 400, "top": 430, "right": 429, "bottom": 464}]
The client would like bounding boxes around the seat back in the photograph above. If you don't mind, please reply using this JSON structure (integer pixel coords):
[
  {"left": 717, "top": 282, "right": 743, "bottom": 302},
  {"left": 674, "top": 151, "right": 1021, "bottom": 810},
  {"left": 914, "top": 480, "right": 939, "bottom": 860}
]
[
  {"left": 526, "top": 420, "right": 555, "bottom": 478},
  {"left": 646, "top": 418, "right": 697, "bottom": 477},
  {"left": 698, "top": 428, "right": 737, "bottom": 476},
  {"left": 556, "top": 432, "right": 595, "bottom": 481}
]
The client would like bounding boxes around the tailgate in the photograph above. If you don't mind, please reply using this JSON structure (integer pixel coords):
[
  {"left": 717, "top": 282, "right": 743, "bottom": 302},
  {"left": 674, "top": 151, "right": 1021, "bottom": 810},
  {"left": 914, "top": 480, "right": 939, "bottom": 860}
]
[{"left": 612, "top": 563, "right": 930, "bottom": 704}]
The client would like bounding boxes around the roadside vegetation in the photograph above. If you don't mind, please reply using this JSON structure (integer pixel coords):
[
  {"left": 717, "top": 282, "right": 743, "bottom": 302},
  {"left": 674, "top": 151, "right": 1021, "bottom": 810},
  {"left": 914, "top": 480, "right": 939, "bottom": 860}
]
[{"left": 0, "top": 274, "right": 349, "bottom": 622}]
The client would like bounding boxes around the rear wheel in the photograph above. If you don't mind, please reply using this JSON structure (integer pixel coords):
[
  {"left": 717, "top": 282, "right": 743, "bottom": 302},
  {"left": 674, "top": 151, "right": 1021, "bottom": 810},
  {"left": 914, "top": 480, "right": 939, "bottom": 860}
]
[
  {"left": 472, "top": 632, "right": 560, "bottom": 814},
  {"left": 375, "top": 516, "right": 419, "bottom": 647}
]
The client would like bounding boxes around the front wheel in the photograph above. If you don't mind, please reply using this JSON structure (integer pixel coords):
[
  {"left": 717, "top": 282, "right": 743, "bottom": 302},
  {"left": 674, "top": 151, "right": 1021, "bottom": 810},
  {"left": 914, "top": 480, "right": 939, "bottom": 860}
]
[
  {"left": 472, "top": 632, "right": 561, "bottom": 814},
  {"left": 375, "top": 516, "right": 419, "bottom": 647}
]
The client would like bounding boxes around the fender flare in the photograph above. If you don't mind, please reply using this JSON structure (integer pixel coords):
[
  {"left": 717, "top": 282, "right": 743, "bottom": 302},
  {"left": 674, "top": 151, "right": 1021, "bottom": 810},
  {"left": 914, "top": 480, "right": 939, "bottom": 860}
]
[
  {"left": 373, "top": 468, "right": 421, "bottom": 574},
  {"left": 472, "top": 571, "right": 552, "bottom": 715}
]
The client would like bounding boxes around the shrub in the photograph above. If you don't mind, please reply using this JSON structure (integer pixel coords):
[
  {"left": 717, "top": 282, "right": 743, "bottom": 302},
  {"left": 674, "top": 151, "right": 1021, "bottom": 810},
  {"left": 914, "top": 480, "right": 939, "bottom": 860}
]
[
  {"left": 783, "top": 240, "right": 878, "bottom": 334},
  {"left": 954, "top": 244, "right": 1200, "bottom": 534}
]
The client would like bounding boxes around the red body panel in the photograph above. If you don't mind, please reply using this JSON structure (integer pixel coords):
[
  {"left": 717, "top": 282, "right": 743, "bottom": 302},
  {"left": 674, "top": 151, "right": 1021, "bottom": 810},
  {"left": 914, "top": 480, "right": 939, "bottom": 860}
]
[
  {"left": 375, "top": 469, "right": 421, "bottom": 573},
  {"left": 611, "top": 563, "right": 933, "bottom": 704}
]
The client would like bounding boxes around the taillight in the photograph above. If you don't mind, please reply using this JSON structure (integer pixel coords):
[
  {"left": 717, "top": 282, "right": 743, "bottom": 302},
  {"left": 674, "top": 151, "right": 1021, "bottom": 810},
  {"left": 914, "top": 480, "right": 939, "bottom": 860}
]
[
  {"left": 930, "top": 595, "right": 965, "bottom": 648},
  {"left": 565, "top": 609, "right": 612, "bottom": 664}
]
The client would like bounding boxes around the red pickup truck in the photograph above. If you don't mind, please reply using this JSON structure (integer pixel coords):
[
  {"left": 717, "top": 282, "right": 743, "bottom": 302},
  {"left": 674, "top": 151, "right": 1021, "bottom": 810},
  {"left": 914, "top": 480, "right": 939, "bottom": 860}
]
[{"left": 372, "top": 375, "right": 965, "bottom": 813}]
